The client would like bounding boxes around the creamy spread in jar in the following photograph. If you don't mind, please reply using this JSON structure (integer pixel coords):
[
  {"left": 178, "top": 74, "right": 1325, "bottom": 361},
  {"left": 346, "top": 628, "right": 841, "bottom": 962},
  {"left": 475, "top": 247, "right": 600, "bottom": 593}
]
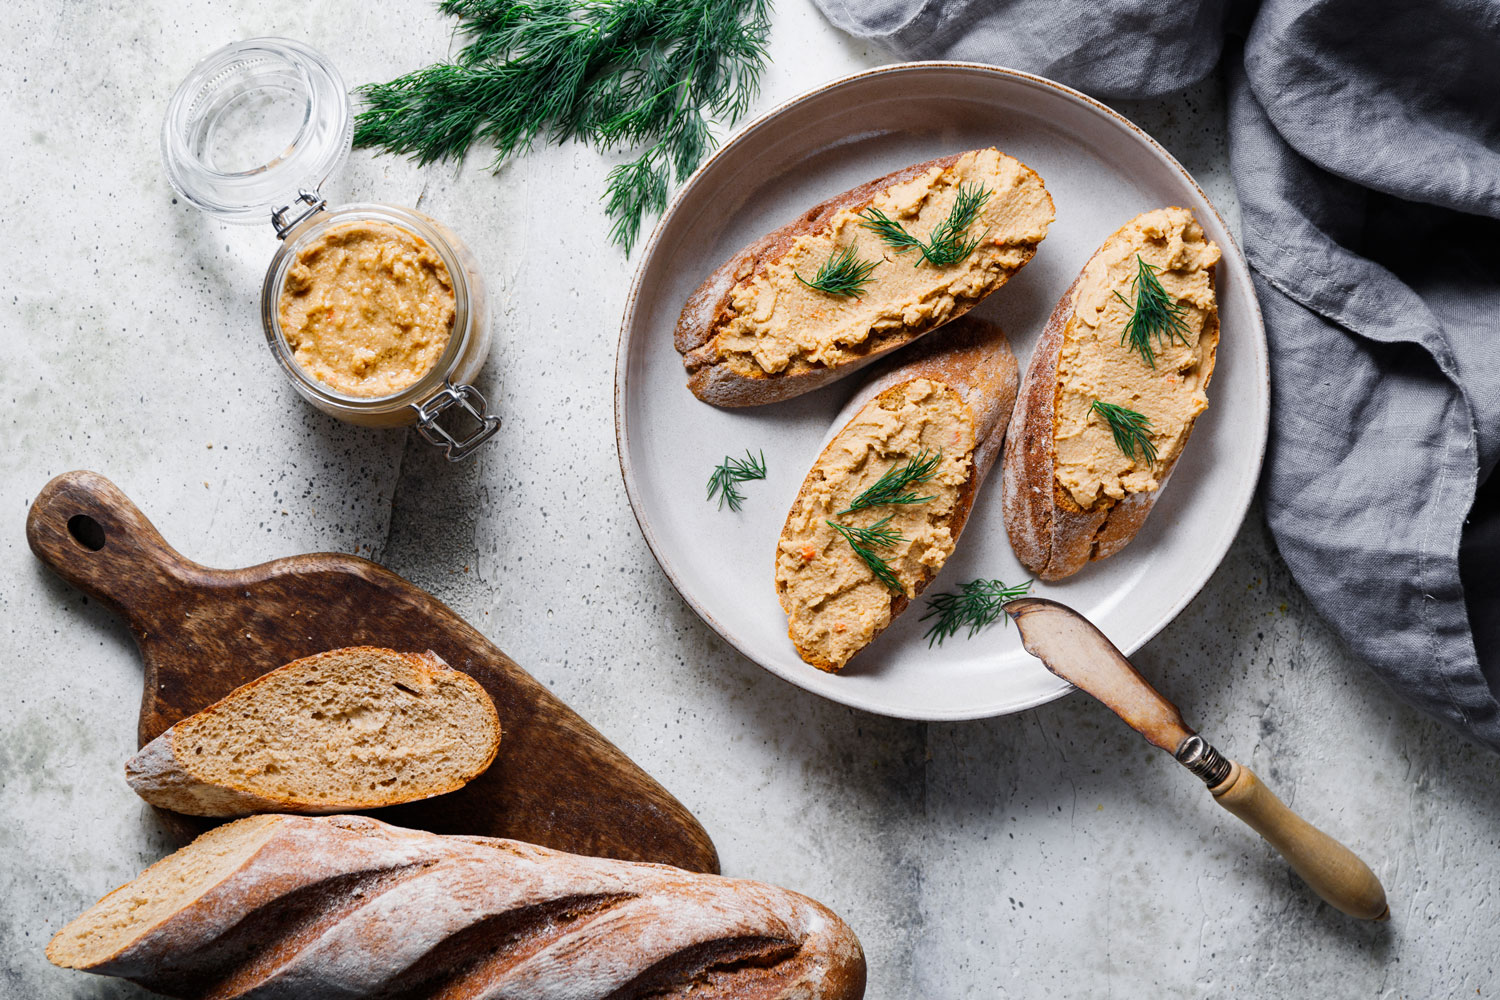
[{"left": 276, "top": 221, "right": 455, "bottom": 397}]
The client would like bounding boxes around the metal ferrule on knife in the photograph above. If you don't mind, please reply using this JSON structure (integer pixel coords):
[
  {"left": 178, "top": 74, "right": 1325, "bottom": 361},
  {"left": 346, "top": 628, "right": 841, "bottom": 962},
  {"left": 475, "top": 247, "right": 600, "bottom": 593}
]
[{"left": 1174, "top": 734, "right": 1233, "bottom": 787}]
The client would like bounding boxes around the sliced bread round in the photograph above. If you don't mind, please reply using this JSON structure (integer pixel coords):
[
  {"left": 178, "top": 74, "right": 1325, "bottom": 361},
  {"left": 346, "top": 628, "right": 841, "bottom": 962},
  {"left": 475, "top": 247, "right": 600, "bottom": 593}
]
[{"left": 125, "top": 647, "right": 501, "bottom": 817}]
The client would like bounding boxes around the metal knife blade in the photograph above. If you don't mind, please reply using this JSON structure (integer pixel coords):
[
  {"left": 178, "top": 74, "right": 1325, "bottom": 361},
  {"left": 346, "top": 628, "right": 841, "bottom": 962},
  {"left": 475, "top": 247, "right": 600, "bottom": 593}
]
[{"left": 1005, "top": 597, "right": 1194, "bottom": 755}]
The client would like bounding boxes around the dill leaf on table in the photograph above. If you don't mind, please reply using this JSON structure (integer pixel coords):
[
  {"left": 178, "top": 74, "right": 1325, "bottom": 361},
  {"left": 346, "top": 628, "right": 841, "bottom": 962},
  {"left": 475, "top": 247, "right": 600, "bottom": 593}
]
[{"left": 353, "top": 0, "right": 773, "bottom": 254}]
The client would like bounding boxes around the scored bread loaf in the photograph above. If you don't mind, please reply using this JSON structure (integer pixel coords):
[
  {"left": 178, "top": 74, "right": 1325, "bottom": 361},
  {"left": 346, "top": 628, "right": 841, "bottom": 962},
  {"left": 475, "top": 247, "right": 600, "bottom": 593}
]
[
  {"left": 125, "top": 647, "right": 501, "bottom": 817},
  {"left": 776, "top": 317, "right": 1019, "bottom": 671},
  {"left": 46, "top": 814, "right": 866, "bottom": 1000},
  {"left": 1002, "top": 207, "right": 1220, "bottom": 580},
  {"left": 676, "top": 147, "right": 1052, "bottom": 406}
]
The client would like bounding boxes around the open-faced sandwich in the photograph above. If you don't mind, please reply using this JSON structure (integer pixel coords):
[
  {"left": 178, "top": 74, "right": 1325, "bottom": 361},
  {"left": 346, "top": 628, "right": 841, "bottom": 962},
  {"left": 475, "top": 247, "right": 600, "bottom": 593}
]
[
  {"left": 775, "top": 317, "right": 1019, "bottom": 671},
  {"left": 676, "top": 148, "right": 1052, "bottom": 407},
  {"left": 1002, "top": 207, "right": 1220, "bottom": 581}
]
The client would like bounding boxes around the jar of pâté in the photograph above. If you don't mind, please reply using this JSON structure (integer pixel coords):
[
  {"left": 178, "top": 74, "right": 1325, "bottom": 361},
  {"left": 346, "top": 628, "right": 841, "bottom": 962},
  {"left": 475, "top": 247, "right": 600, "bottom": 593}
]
[{"left": 162, "top": 37, "right": 499, "bottom": 460}]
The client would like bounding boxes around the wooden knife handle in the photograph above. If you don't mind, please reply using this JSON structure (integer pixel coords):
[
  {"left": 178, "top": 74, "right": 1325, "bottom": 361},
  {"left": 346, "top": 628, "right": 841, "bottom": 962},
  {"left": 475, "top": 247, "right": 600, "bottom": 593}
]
[
  {"left": 1211, "top": 760, "right": 1388, "bottom": 921},
  {"left": 26, "top": 470, "right": 196, "bottom": 622}
]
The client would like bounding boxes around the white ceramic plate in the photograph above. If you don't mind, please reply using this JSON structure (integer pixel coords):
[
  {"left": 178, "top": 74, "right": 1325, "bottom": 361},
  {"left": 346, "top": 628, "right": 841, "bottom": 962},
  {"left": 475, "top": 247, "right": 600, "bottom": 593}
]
[{"left": 616, "top": 63, "right": 1268, "bottom": 721}]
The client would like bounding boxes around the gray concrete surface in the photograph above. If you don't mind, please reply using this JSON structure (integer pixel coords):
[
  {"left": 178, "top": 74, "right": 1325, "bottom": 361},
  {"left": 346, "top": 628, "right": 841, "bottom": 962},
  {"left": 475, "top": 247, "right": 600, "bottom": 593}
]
[{"left": 3, "top": 2, "right": 1497, "bottom": 997}]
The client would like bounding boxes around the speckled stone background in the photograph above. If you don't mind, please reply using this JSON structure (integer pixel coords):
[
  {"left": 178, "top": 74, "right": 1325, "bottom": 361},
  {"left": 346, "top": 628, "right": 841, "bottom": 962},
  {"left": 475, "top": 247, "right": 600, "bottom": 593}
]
[{"left": 3, "top": 2, "right": 1498, "bottom": 997}]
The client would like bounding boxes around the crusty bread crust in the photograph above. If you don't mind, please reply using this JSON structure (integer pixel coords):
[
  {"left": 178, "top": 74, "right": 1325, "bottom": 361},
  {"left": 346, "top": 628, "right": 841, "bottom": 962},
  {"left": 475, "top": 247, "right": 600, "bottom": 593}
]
[
  {"left": 777, "top": 318, "right": 1019, "bottom": 670},
  {"left": 1001, "top": 236, "right": 1220, "bottom": 581},
  {"left": 676, "top": 153, "right": 1048, "bottom": 407},
  {"left": 47, "top": 814, "right": 866, "bottom": 1000}
]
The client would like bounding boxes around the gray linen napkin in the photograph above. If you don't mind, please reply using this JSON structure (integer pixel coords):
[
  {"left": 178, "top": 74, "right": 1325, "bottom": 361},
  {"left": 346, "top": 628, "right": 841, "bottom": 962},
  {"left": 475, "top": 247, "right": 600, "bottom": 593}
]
[{"left": 811, "top": 0, "right": 1500, "bottom": 750}]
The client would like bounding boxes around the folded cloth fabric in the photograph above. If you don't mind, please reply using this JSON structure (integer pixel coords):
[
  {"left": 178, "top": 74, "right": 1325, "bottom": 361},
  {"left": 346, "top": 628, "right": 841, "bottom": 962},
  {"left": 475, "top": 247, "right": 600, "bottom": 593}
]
[{"left": 812, "top": 0, "right": 1500, "bottom": 750}]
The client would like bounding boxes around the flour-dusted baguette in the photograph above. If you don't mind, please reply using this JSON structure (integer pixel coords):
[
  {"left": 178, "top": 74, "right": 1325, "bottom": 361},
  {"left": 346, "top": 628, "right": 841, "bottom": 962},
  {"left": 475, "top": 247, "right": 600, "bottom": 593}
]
[
  {"left": 1002, "top": 207, "right": 1220, "bottom": 581},
  {"left": 676, "top": 148, "right": 1052, "bottom": 407},
  {"left": 47, "top": 814, "right": 866, "bottom": 1000},
  {"left": 776, "top": 318, "right": 1019, "bottom": 671},
  {"left": 125, "top": 647, "right": 500, "bottom": 817}
]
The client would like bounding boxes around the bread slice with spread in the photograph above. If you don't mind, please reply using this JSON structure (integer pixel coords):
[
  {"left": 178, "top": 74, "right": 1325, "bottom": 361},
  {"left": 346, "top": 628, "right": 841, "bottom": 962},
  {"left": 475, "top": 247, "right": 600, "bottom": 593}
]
[
  {"left": 676, "top": 148, "right": 1052, "bottom": 407},
  {"left": 1002, "top": 207, "right": 1220, "bottom": 581},
  {"left": 776, "top": 318, "right": 1019, "bottom": 671},
  {"left": 125, "top": 647, "right": 501, "bottom": 817}
]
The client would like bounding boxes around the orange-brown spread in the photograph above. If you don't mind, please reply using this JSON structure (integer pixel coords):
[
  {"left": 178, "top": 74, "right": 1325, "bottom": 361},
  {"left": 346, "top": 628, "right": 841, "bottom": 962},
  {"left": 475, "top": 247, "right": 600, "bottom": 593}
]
[{"left": 277, "top": 221, "right": 455, "bottom": 397}]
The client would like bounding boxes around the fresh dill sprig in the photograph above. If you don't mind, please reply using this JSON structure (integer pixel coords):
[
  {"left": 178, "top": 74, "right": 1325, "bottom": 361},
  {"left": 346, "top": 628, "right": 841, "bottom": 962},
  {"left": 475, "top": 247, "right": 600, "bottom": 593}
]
[
  {"left": 795, "top": 245, "right": 880, "bottom": 297},
  {"left": 828, "top": 516, "right": 905, "bottom": 592},
  {"left": 830, "top": 516, "right": 902, "bottom": 548},
  {"left": 1090, "top": 399, "right": 1158, "bottom": 466},
  {"left": 706, "top": 449, "right": 767, "bottom": 511},
  {"left": 855, "top": 208, "right": 925, "bottom": 257},
  {"left": 857, "top": 183, "right": 992, "bottom": 268},
  {"left": 353, "top": 0, "right": 773, "bottom": 254},
  {"left": 1114, "top": 254, "right": 1191, "bottom": 367},
  {"left": 839, "top": 450, "right": 942, "bottom": 515},
  {"left": 923, "top": 183, "right": 992, "bottom": 265},
  {"left": 920, "top": 578, "right": 1034, "bottom": 647}
]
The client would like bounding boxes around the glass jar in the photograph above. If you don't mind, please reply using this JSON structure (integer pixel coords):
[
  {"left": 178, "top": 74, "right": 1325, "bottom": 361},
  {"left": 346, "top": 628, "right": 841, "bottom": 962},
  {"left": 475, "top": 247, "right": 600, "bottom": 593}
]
[{"left": 162, "top": 37, "right": 499, "bottom": 460}]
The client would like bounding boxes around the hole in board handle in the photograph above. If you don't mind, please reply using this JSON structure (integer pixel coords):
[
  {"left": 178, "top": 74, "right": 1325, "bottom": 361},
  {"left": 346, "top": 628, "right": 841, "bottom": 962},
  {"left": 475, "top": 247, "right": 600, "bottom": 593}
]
[{"left": 67, "top": 514, "right": 107, "bottom": 552}]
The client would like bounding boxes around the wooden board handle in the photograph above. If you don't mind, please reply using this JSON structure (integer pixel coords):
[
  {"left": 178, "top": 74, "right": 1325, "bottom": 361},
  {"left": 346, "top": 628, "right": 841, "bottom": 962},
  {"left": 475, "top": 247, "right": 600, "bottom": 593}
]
[
  {"left": 26, "top": 471, "right": 196, "bottom": 623},
  {"left": 1212, "top": 760, "right": 1389, "bottom": 921}
]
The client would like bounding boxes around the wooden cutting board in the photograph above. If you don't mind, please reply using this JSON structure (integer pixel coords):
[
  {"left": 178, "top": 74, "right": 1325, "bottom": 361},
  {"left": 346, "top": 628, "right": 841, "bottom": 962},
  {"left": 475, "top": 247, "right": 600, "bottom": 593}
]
[{"left": 26, "top": 470, "right": 719, "bottom": 874}]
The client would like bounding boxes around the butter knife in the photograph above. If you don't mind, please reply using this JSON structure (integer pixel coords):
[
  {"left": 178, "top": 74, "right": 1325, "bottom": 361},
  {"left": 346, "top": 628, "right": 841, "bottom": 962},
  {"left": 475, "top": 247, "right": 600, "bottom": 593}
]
[{"left": 1006, "top": 597, "right": 1389, "bottom": 921}]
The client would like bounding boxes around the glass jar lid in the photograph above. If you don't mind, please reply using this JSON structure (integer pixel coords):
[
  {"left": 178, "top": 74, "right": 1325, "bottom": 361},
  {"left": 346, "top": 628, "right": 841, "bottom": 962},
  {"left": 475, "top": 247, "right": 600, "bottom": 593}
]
[{"left": 162, "top": 38, "right": 352, "bottom": 225}]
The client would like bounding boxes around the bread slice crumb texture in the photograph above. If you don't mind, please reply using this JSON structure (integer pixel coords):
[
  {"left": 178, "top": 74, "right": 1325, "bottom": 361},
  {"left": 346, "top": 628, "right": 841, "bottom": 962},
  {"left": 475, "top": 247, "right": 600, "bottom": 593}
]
[
  {"left": 46, "top": 815, "right": 282, "bottom": 970},
  {"left": 777, "top": 378, "right": 975, "bottom": 671},
  {"left": 1054, "top": 207, "right": 1220, "bottom": 509},
  {"left": 713, "top": 148, "right": 1052, "bottom": 378},
  {"left": 129, "top": 647, "right": 500, "bottom": 813}
]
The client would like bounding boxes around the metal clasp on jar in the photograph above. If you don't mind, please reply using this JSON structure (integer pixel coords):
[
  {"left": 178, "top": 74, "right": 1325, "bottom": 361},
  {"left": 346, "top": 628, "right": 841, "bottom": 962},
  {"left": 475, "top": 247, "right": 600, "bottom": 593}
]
[
  {"left": 271, "top": 191, "right": 328, "bottom": 240},
  {"left": 411, "top": 381, "right": 502, "bottom": 462}
]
